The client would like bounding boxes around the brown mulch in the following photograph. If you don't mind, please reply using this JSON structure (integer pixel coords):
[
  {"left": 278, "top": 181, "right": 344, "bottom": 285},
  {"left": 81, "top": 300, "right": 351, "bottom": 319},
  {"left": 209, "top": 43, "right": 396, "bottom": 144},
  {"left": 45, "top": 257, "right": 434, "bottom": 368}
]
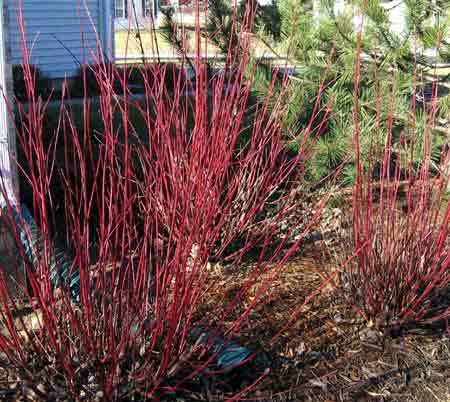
[
  {"left": 194, "top": 242, "right": 450, "bottom": 402},
  {"left": 2, "top": 244, "right": 450, "bottom": 401}
]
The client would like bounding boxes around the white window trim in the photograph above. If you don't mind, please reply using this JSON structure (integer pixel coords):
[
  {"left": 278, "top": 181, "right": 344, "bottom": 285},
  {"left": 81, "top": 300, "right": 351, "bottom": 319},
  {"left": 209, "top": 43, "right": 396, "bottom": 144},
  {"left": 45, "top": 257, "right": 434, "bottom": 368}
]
[
  {"left": 114, "top": 0, "right": 158, "bottom": 30},
  {"left": 114, "top": 0, "right": 128, "bottom": 19}
]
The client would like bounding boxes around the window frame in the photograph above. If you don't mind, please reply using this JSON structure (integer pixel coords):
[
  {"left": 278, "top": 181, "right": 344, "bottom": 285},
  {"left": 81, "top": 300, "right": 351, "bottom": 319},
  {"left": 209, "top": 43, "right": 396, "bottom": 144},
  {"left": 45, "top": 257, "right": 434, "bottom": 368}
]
[
  {"left": 142, "top": 0, "right": 153, "bottom": 17},
  {"left": 115, "top": 0, "right": 128, "bottom": 19}
]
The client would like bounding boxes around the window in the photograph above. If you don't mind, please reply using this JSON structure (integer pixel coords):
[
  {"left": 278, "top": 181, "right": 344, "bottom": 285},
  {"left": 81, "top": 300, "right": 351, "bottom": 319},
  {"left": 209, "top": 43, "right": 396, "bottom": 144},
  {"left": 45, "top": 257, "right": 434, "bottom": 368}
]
[
  {"left": 143, "top": 0, "right": 152, "bottom": 17},
  {"left": 115, "top": 0, "right": 128, "bottom": 18}
]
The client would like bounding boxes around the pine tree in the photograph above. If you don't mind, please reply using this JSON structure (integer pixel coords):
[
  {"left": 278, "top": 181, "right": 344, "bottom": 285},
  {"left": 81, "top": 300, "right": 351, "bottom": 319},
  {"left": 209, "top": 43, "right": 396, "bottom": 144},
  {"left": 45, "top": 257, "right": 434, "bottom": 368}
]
[
  {"left": 161, "top": 0, "right": 450, "bottom": 185},
  {"left": 268, "top": 0, "right": 450, "bottom": 183}
]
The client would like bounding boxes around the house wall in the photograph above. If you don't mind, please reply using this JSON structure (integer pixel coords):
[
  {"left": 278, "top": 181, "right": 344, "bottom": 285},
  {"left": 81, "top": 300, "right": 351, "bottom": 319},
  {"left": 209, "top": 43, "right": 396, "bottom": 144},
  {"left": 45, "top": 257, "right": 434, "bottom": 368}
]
[
  {"left": 7, "top": 0, "right": 113, "bottom": 79},
  {"left": 114, "top": 0, "right": 158, "bottom": 30},
  {"left": 315, "top": 0, "right": 445, "bottom": 59},
  {"left": 385, "top": 0, "right": 407, "bottom": 36},
  {"left": 313, "top": 0, "right": 408, "bottom": 35},
  {"left": 0, "top": 0, "right": 18, "bottom": 204},
  {"left": 1, "top": 0, "right": 24, "bottom": 293}
]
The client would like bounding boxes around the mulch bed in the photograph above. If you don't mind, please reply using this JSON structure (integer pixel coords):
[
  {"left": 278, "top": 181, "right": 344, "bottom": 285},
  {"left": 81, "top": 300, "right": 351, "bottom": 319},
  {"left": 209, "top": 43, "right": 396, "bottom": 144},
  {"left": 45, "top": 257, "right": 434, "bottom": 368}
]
[
  {"left": 189, "top": 242, "right": 450, "bottom": 402},
  {"left": 1, "top": 242, "right": 450, "bottom": 401}
]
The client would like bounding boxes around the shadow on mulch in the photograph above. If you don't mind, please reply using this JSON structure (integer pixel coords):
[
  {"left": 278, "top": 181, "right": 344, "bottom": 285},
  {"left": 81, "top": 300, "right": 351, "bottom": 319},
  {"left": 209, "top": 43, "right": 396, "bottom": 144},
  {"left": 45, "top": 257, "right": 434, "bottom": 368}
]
[{"left": 192, "top": 244, "right": 450, "bottom": 402}]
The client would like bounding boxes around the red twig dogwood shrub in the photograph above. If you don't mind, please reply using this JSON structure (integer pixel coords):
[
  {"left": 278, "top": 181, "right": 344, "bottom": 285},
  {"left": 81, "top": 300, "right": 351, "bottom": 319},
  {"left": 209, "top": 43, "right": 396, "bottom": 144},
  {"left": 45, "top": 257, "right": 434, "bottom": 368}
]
[
  {"left": 346, "top": 34, "right": 450, "bottom": 329},
  {"left": 0, "top": 5, "right": 323, "bottom": 400}
]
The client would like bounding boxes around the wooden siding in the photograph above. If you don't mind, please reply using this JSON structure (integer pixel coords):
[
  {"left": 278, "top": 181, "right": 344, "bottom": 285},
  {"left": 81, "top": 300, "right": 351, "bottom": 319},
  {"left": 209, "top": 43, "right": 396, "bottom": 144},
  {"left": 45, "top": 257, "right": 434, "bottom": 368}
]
[{"left": 7, "top": 0, "right": 105, "bottom": 78}]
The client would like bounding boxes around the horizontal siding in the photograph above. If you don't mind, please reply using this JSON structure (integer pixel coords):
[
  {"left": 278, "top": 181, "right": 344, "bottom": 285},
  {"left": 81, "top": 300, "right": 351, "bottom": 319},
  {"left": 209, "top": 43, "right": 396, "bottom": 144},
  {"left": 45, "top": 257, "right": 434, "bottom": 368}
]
[
  {"left": 8, "top": 19, "right": 100, "bottom": 31},
  {"left": 8, "top": 0, "right": 103, "bottom": 78},
  {"left": 9, "top": 33, "right": 99, "bottom": 47},
  {"left": 9, "top": 37, "right": 100, "bottom": 50},
  {"left": 9, "top": 45, "right": 101, "bottom": 63},
  {"left": 9, "top": 1, "right": 99, "bottom": 9}
]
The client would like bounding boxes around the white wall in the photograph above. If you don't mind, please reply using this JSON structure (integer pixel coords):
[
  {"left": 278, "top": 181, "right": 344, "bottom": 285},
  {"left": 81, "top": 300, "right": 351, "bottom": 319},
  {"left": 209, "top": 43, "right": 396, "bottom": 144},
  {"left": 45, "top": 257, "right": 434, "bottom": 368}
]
[
  {"left": 1, "top": 1, "right": 25, "bottom": 291},
  {"left": 385, "top": 0, "right": 407, "bottom": 37},
  {"left": 7, "top": 0, "right": 113, "bottom": 78},
  {"left": 317, "top": 0, "right": 408, "bottom": 35},
  {"left": 0, "top": 0, "right": 18, "bottom": 204}
]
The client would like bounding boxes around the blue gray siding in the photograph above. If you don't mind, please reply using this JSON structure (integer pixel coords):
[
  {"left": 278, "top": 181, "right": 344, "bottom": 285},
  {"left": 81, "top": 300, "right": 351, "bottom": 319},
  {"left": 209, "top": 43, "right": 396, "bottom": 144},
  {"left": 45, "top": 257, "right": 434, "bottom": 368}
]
[{"left": 7, "top": 0, "right": 111, "bottom": 78}]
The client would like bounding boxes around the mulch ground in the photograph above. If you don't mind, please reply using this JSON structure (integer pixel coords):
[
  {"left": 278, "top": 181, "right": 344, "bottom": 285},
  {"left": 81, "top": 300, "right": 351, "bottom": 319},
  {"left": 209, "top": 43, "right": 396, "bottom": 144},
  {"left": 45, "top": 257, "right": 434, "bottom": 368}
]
[
  {"left": 1, "top": 243, "right": 450, "bottom": 401},
  {"left": 190, "top": 241, "right": 450, "bottom": 402}
]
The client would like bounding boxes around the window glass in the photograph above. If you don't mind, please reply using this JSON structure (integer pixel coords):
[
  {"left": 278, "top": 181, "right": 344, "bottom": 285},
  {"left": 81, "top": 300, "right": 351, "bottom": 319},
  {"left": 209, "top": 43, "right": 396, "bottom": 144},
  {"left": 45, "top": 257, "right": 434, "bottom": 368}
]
[
  {"left": 143, "top": 0, "right": 152, "bottom": 16},
  {"left": 115, "top": 0, "right": 128, "bottom": 18}
]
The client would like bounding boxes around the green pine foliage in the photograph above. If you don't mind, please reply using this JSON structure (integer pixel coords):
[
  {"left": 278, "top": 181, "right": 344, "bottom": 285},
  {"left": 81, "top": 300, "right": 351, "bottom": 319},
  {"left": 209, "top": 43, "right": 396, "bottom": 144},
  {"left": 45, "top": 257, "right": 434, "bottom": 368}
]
[
  {"left": 160, "top": 0, "right": 450, "bottom": 186},
  {"left": 271, "top": 0, "right": 449, "bottom": 185}
]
